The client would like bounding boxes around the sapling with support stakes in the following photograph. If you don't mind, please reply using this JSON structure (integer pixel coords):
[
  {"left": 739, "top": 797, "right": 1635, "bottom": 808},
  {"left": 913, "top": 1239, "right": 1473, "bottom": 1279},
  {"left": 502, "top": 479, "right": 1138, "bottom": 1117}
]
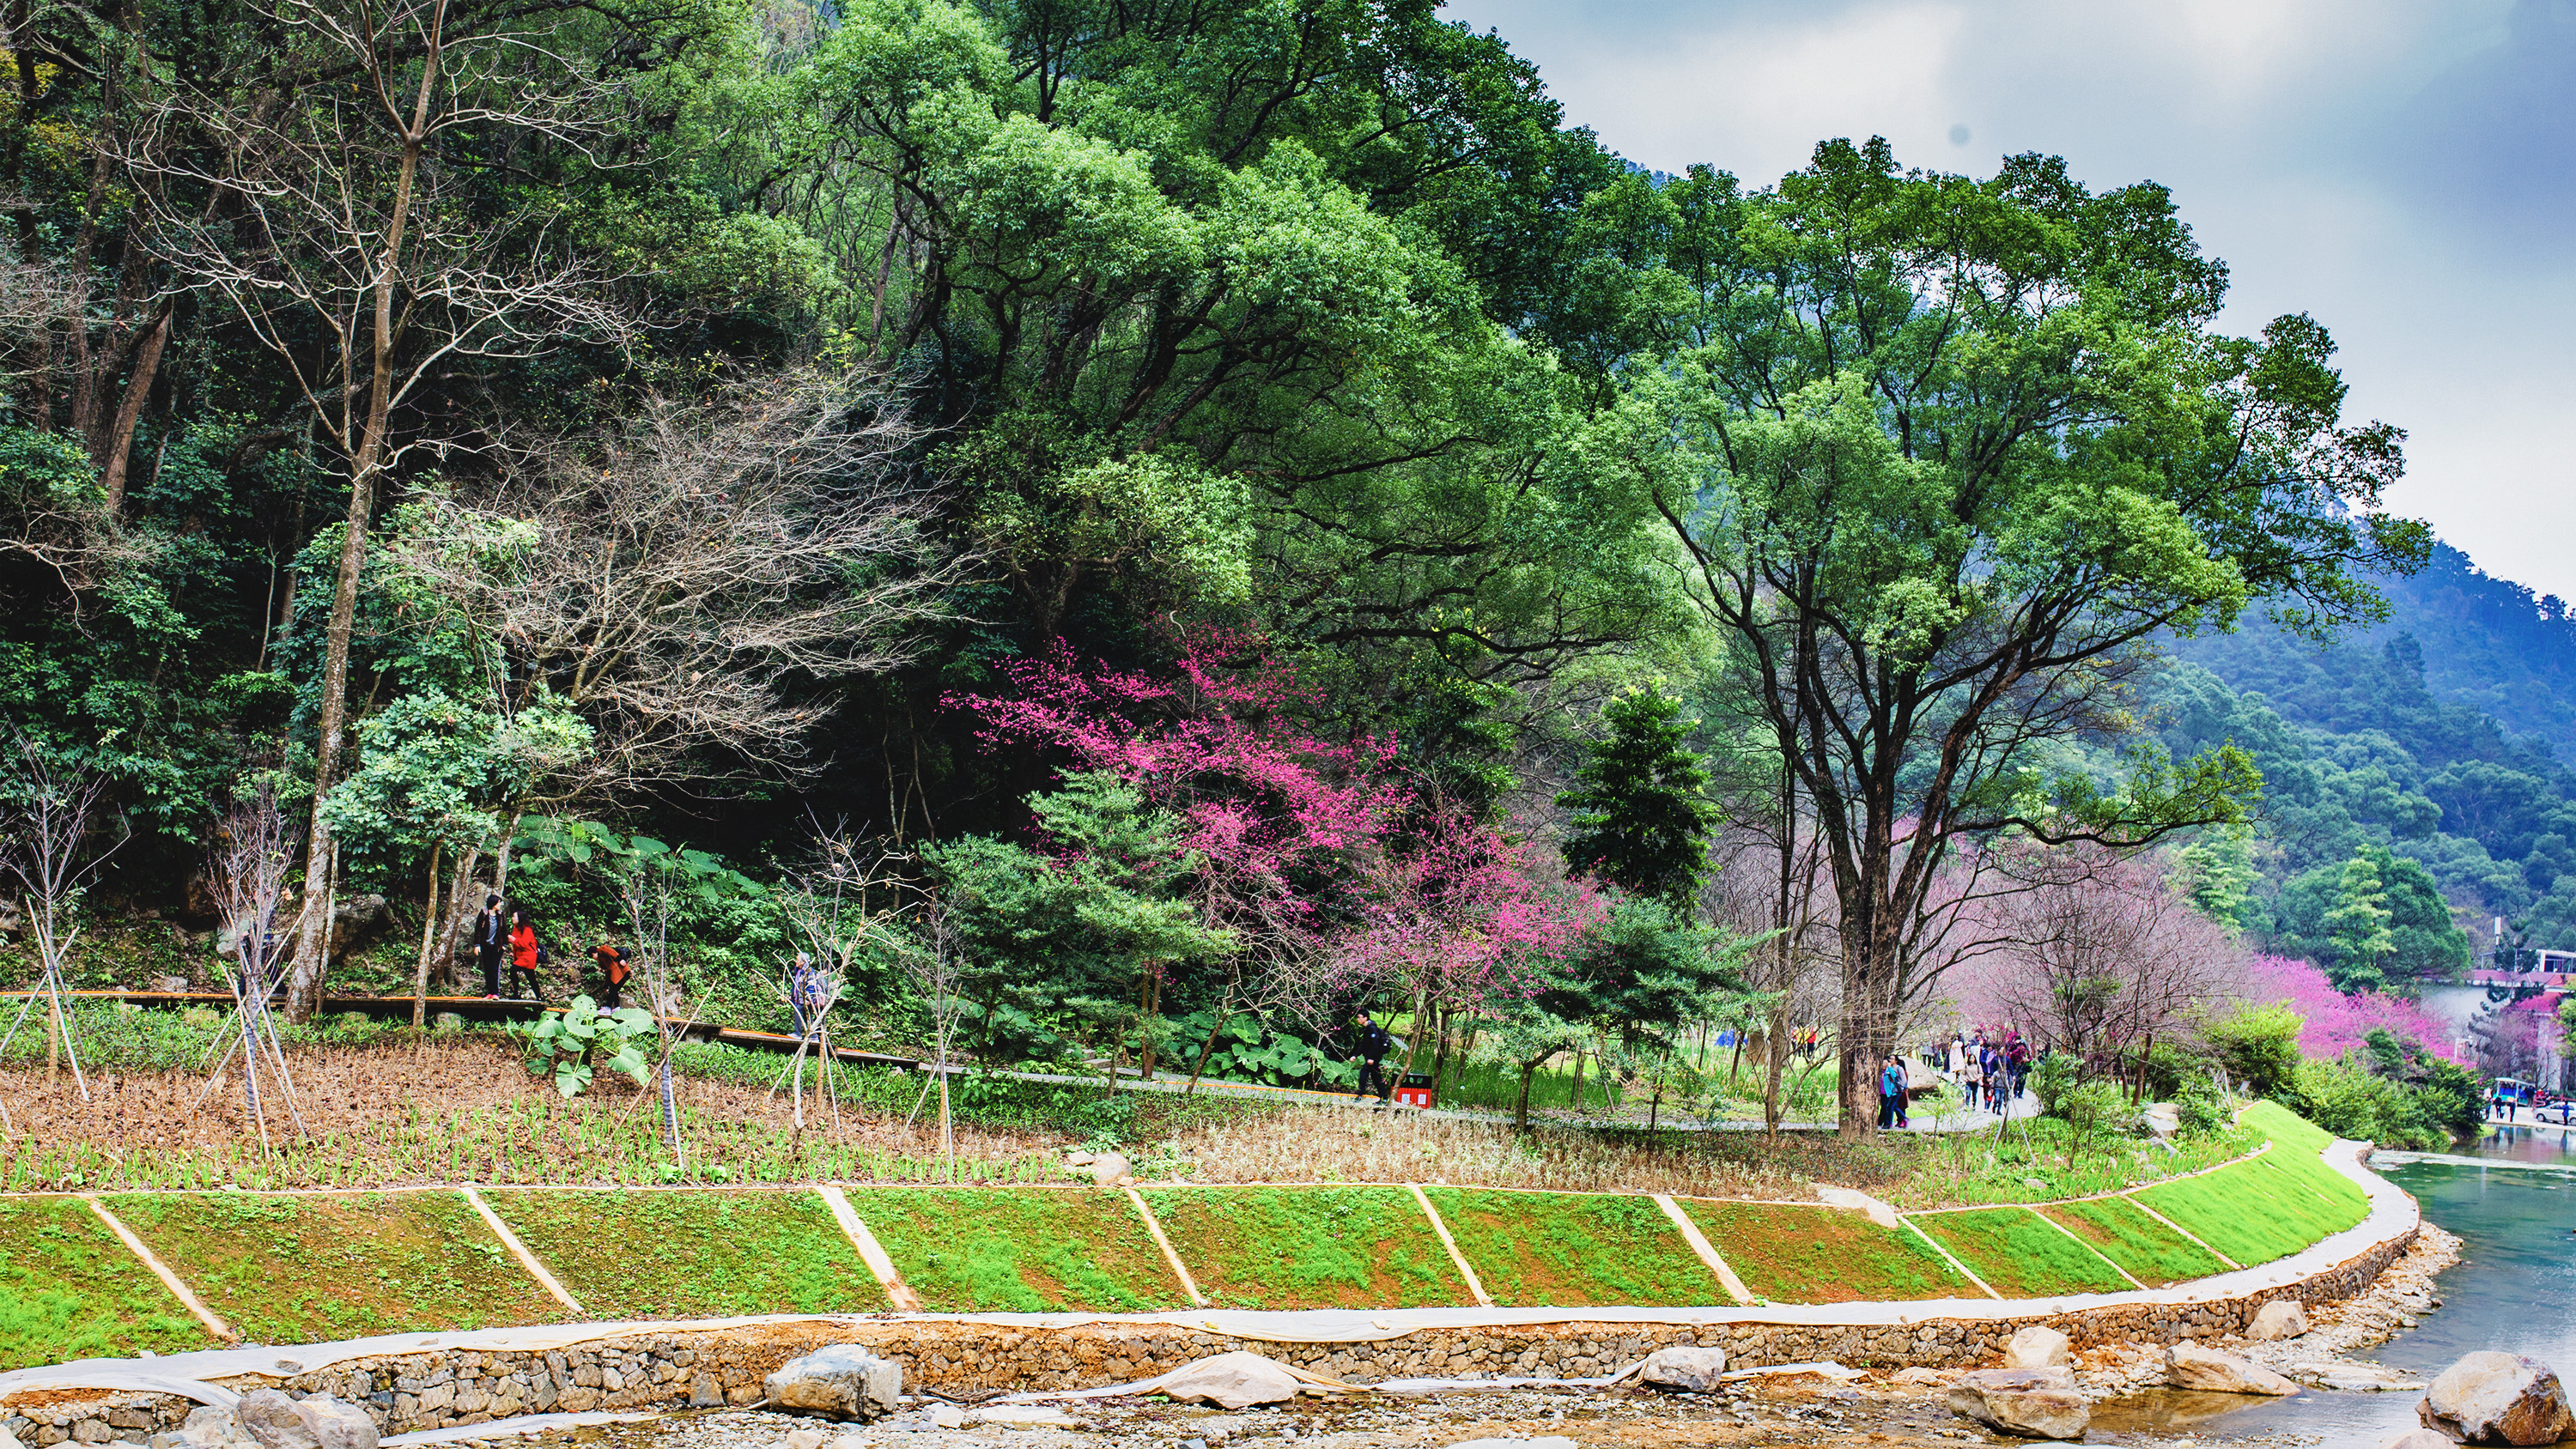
[
  {"left": 197, "top": 779, "right": 311, "bottom": 1148},
  {"left": 0, "top": 733, "right": 130, "bottom": 1106},
  {"left": 772, "top": 822, "right": 923, "bottom": 1143}
]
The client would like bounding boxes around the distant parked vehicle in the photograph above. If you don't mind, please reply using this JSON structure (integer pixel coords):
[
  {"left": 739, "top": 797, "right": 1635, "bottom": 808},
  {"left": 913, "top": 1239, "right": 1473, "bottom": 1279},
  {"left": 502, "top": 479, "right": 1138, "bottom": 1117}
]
[{"left": 2531, "top": 1099, "right": 2576, "bottom": 1126}]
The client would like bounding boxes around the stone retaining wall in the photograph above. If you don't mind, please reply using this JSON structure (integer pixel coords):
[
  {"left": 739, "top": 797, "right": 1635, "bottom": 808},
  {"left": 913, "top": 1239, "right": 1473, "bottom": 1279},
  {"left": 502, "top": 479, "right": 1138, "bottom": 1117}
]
[{"left": 0, "top": 1223, "right": 2415, "bottom": 1445}]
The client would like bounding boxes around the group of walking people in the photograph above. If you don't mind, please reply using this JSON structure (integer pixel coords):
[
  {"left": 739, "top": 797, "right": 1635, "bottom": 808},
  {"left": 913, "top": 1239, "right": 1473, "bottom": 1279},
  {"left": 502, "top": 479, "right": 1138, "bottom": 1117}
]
[
  {"left": 1946, "top": 1028, "right": 2029, "bottom": 1113},
  {"left": 465, "top": 895, "right": 633, "bottom": 1008}
]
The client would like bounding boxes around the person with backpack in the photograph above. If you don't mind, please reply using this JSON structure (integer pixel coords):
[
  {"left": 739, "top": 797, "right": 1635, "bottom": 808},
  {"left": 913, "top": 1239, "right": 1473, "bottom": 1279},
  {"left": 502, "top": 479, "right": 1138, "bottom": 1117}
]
[
  {"left": 591, "top": 937, "right": 632, "bottom": 1009},
  {"left": 2006, "top": 1032, "right": 2031, "bottom": 1105},
  {"left": 471, "top": 894, "right": 508, "bottom": 999},
  {"left": 1353, "top": 1011, "right": 1394, "bottom": 1101}
]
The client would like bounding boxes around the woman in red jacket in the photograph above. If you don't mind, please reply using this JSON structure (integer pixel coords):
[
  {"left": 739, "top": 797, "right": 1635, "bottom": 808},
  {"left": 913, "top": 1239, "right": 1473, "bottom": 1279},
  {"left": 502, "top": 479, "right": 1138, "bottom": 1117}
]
[{"left": 507, "top": 909, "right": 544, "bottom": 1001}]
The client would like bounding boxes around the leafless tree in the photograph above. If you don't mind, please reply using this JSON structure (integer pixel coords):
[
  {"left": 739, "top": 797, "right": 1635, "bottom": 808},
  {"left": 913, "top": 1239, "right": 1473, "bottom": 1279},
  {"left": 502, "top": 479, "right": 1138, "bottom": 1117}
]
[
  {"left": 197, "top": 779, "right": 310, "bottom": 1145},
  {"left": 124, "top": 0, "right": 640, "bottom": 1016},
  {"left": 0, "top": 733, "right": 125, "bottom": 1102},
  {"left": 1967, "top": 848, "right": 2245, "bottom": 1097},
  {"left": 392, "top": 367, "right": 971, "bottom": 806}
]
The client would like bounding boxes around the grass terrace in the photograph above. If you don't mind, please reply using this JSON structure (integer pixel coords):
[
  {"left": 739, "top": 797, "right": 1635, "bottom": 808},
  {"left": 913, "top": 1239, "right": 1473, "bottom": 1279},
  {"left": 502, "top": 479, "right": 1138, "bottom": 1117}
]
[
  {"left": 484, "top": 1187, "right": 885, "bottom": 1319},
  {"left": 842, "top": 1186, "right": 1181, "bottom": 1313},
  {"left": 1677, "top": 1198, "right": 1970, "bottom": 1304},
  {"left": 1142, "top": 1185, "right": 1469, "bottom": 1310},
  {"left": 1423, "top": 1188, "right": 1719, "bottom": 1307},
  {"left": 0, "top": 1195, "right": 212, "bottom": 1371}
]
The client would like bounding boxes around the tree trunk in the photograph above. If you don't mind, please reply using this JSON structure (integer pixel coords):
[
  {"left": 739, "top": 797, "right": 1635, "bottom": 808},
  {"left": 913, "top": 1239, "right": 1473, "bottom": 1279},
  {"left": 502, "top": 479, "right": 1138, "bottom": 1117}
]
[
  {"left": 96, "top": 303, "right": 173, "bottom": 514},
  {"left": 1182, "top": 1000, "right": 1232, "bottom": 1095},
  {"left": 410, "top": 842, "right": 441, "bottom": 1028},
  {"left": 1516, "top": 1061, "right": 1535, "bottom": 1130}
]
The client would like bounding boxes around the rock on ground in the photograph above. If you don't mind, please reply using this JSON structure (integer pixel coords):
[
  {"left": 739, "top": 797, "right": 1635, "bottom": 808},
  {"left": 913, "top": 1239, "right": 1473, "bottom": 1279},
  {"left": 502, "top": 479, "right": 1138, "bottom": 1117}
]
[
  {"left": 149, "top": 1406, "right": 250, "bottom": 1449},
  {"left": 2419, "top": 1351, "right": 2576, "bottom": 1446},
  {"left": 1087, "top": 1152, "right": 1134, "bottom": 1185},
  {"left": 2166, "top": 1343, "right": 2299, "bottom": 1396},
  {"left": 2384, "top": 1432, "right": 2463, "bottom": 1449},
  {"left": 2005, "top": 1325, "right": 2071, "bottom": 1369},
  {"left": 234, "top": 1392, "right": 377, "bottom": 1449},
  {"left": 2251, "top": 1300, "right": 2311, "bottom": 1340},
  {"left": 1446, "top": 1440, "right": 1577, "bottom": 1449},
  {"left": 1155, "top": 1352, "right": 1305, "bottom": 1410},
  {"left": 1947, "top": 1367, "right": 2088, "bottom": 1440},
  {"left": 1638, "top": 1346, "right": 1728, "bottom": 1392},
  {"left": 762, "top": 1344, "right": 902, "bottom": 1422}
]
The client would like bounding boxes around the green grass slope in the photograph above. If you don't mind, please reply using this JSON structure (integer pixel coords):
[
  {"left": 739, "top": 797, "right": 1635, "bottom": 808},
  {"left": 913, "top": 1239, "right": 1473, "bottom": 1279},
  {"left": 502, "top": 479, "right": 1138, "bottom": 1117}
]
[
  {"left": 2042, "top": 1196, "right": 2228, "bottom": 1286},
  {"left": 0, "top": 1196, "right": 213, "bottom": 1370},
  {"left": 108, "top": 1190, "right": 560, "bottom": 1343},
  {"left": 1678, "top": 1199, "right": 1969, "bottom": 1304},
  {"left": 1144, "top": 1186, "right": 1468, "bottom": 1310},
  {"left": 1423, "top": 1189, "right": 1719, "bottom": 1307},
  {"left": 2131, "top": 1156, "right": 2358, "bottom": 1268},
  {"left": 487, "top": 1187, "right": 883, "bottom": 1319},
  {"left": 847, "top": 1186, "right": 1180, "bottom": 1313},
  {"left": 1908, "top": 1207, "right": 2130, "bottom": 1298}
]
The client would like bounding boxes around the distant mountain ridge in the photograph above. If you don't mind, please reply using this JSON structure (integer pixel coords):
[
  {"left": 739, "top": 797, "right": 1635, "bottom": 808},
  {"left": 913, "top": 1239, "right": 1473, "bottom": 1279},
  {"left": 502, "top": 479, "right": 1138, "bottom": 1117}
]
[{"left": 2163, "top": 539, "right": 2576, "bottom": 957}]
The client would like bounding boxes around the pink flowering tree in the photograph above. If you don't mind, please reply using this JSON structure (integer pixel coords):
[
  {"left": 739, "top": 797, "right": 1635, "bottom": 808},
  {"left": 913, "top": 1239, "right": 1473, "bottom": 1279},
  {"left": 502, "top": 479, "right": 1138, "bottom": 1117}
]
[
  {"left": 2242, "top": 955, "right": 2466, "bottom": 1064},
  {"left": 949, "top": 634, "right": 1594, "bottom": 1082}
]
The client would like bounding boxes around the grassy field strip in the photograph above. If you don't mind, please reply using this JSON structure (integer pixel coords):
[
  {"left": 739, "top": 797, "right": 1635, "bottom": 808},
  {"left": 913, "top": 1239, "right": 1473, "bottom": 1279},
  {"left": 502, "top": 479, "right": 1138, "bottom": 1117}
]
[
  {"left": 1898, "top": 1216, "right": 2001, "bottom": 1300},
  {"left": 1144, "top": 1187, "right": 1473, "bottom": 1310},
  {"left": 1121, "top": 1186, "right": 1211, "bottom": 1308},
  {"left": 483, "top": 1188, "right": 887, "bottom": 1321},
  {"left": 1649, "top": 1195, "right": 1751, "bottom": 1307},
  {"left": 842, "top": 1186, "right": 1180, "bottom": 1312},
  {"left": 458, "top": 1185, "right": 584, "bottom": 1317},
  {"left": 2020, "top": 1204, "right": 2148, "bottom": 1291},
  {"left": 1407, "top": 1184, "right": 1494, "bottom": 1307},
  {"left": 816, "top": 1185, "right": 921, "bottom": 1312},
  {"left": 1421, "top": 1187, "right": 1723, "bottom": 1308},
  {"left": 2109, "top": 1192, "right": 2242, "bottom": 1270},
  {"left": 82, "top": 1195, "right": 236, "bottom": 1342}
]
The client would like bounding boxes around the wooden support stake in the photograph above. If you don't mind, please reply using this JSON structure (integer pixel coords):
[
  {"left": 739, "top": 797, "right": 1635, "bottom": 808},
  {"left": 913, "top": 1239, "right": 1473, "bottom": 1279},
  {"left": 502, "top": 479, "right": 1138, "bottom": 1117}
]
[
  {"left": 817, "top": 1185, "right": 921, "bottom": 1312},
  {"left": 1408, "top": 1183, "right": 1493, "bottom": 1308},
  {"left": 1651, "top": 1193, "right": 1753, "bottom": 1306}
]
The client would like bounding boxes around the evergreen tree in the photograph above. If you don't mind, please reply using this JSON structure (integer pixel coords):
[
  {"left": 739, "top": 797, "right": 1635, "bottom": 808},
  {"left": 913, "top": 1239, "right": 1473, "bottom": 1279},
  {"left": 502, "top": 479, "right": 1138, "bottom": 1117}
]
[
  {"left": 2322, "top": 849, "right": 2398, "bottom": 994},
  {"left": 1557, "top": 687, "right": 1719, "bottom": 907},
  {"left": 2174, "top": 826, "right": 2258, "bottom": 934}
]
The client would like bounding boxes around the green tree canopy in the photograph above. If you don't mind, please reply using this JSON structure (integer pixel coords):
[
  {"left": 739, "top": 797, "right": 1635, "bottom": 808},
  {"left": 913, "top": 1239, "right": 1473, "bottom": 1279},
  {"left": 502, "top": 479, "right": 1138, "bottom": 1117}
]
[{"left": 1557, "top": 687, "right": 1720, "bottom": 908}]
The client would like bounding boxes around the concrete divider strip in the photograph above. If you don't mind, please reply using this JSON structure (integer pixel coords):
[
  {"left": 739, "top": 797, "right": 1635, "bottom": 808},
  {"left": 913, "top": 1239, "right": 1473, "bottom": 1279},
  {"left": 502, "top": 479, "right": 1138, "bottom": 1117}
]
[
  {"left": 1650, "top": 1194, "right": 1751, "bottom": 1306},
  {"left": 2021, "top": 1204, "right": 2147, "bottom": 1292},
  {"left": 1407, "top": 1184, "right": 1493, "bottom": 1308},
  {"left": 2120, "top": 1193, "right": 2242, "bottom": 1270},
  {"left": 1899, "top": 1216, "right": 2002, "bottom": 1300},
  {"left": 84, "top": 1196, "right": 234, "bottom": 1343},
  {"left": 816, "top": 1185, "right": 920, "bottom": 1312},
  {"left": 1122, "top": 1186, "right": 1209, "bottom": 1308},
  {"left": 459, "top": 1185, "right": 584, "bottom": 1318}
]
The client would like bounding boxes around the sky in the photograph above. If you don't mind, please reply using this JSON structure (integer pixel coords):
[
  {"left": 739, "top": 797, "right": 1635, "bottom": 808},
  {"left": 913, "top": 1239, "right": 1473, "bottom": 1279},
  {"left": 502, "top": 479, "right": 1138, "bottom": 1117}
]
[{"left": 1443, "top": 0, "right": 2576, "bottom": 603}]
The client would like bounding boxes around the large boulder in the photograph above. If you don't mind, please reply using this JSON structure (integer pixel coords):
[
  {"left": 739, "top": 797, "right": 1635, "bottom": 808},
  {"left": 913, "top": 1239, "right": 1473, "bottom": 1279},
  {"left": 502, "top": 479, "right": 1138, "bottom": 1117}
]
[
  {"left": 2419, "top": 1352, "right": 2576, "bottom": 1445},
  {"left": 1947, "top": 1368, "right": 2088, "bottom": 1440},
  {"left": 2250, "top": 1300, "right": 2310, "bottom": 1340},
  {"left": 1153, "top": 1353, "right": 1303, "bottom": 1410},
  {"left": 1638, "top": 1346, "right": 1728, "bottom": 1392},
  {"left": 2166, "top": 1343, "right": 2298, "bottom": 1396},
  {"left": 234, "top": 1393, "right": 377, "bottom": 1449},
  {"left": 763, "top": 1344, "right": 902, "bottom": 1422},
  {"left": 2004, "top": 1325, "right": 2072, "bottom": 1369}
]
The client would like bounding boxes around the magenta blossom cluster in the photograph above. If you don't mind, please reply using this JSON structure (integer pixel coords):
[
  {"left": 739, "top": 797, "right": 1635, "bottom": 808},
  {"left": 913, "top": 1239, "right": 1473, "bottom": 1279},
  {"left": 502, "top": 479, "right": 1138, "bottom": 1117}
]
[{"left": 2244, "top": 955, "right": 2467, "bottom": 1064}]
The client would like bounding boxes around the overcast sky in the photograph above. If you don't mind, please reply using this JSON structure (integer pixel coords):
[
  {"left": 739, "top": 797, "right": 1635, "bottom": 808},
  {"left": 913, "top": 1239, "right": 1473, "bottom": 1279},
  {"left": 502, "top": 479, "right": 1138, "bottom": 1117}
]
[{"left": 1443, "top": 0, "right": 2576, "bottom": 603}]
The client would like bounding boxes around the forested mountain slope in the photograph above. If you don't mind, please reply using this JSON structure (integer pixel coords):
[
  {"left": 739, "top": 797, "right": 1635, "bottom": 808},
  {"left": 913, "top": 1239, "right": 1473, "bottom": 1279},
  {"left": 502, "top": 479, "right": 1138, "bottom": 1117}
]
[{"left": 2165, "top": 545, "right": 2576, "bottom": 965}]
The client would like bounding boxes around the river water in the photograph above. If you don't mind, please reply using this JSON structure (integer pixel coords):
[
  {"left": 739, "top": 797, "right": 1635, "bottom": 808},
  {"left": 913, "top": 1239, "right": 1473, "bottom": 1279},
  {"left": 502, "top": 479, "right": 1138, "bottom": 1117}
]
[{"left": 2104, "top": 1124, "right": 2576, "bottom": 1446}]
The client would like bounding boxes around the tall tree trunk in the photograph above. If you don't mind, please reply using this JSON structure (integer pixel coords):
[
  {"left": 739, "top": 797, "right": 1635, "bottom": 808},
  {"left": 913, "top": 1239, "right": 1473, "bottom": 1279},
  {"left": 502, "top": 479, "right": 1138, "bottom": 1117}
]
[
  {"left": 286, "top": 43, "right": 438, "bottom": 1020},
  {"left": 96, "top": 303, "right": 173, "bottom": 514},
  {"left": 410, "top": 842, "right": 441, "bottom": 1028}
]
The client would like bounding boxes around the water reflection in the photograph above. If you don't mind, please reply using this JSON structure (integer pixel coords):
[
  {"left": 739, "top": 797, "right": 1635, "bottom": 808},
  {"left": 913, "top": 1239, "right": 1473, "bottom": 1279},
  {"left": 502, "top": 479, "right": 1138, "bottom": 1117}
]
[{"left": 2098, "top": 1130, "right": 2576, "bottom": 1446}]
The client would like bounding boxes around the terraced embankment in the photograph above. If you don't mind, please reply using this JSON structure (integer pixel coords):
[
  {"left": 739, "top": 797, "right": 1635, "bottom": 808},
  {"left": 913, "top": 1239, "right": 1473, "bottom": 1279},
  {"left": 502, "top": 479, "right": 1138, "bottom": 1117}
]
[{"left": 0, "top": 1102, "right": 2391, "bottom": 1422}]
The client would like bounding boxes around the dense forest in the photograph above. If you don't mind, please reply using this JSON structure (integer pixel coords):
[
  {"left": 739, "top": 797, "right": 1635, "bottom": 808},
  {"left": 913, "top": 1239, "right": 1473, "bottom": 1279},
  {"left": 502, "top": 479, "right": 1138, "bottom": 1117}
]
[{"left": 0, "top": 0, "right": 2506, "bottom": 1131}]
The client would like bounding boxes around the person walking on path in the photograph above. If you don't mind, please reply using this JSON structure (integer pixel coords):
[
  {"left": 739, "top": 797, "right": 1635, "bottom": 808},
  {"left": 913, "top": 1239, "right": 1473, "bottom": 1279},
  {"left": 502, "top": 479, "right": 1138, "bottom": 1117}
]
[
  {"left": 591, "top": 937, "right": 631, "bottom": 1009},
  {"left": 1877, "top": 1055, "right": 1903, "bottom": 1130},
  {"left": 2007, "top": 1033, "right": 2031, "bottom": 1104},
  {"left": 1962, "top": 1034, "right": 1985, "bottom": 1111},
  {"left": 1353, "top": 1011, "right": 1394, "bottom": 1101},
  {"left": 506, "top": 909, "right": 544, "bottom": 1001},
  {"left": 471, "top": 894, "right": 508, "bottom": 999}
]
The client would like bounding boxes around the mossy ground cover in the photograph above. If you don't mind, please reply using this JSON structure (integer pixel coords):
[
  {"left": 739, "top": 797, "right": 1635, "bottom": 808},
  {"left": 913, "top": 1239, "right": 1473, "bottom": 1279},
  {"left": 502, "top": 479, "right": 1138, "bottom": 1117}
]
[
  {"left": 2041, "top": 1195, "right": 2229, "bottom": 1286},
  {"left": 0, "top": 1196, "right": 212, "bottom": 1370},
  {"left": 487, "top": 1187, "right": 883, "bottom": 1319},
  {"left": 1677, "top": 1198, "right": 1969, "bottom": 1304},
  {"left": 1143, "top": 1186, "right": 1467, "bottom": 1309},
  {"left": 846, "top": 1186, "right": 1179, "bottom": 1313},
  {"left": 1908, "top": 1206, "right": 2130, "bottom": 1298},
  {"left": 106, "top": 1190, "right": 559, "bottom": 1343},
  {"left": 1422, "top": 1188, "right": 1719, "bottom": 1307}
]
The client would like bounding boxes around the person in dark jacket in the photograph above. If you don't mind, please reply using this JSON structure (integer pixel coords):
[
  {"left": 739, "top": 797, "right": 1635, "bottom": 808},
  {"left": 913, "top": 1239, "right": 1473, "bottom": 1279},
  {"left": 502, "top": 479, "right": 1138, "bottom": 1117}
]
[
  {"left": 1353, "top": 1011, "right": 1393, "bottom": 1100},
  {"left": 1878, "top": 1055, "right": 1904, "bottom": 1130},
  {"left": 471, "top": 894, "right": 507, "bottom": 999}
]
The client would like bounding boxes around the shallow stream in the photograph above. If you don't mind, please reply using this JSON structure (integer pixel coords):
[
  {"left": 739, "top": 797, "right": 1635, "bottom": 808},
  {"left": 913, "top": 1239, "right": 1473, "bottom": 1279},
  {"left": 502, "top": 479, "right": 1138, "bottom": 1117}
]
[{"left": 2099, "top": 1125, "right": 2576, "bottom": 1446}]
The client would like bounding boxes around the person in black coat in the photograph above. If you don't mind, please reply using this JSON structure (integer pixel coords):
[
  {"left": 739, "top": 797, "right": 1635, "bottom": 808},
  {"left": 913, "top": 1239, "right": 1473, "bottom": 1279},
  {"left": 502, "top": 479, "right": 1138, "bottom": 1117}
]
[
  {"left": 470, "top": 894, "right": 507, "bottom": 999},
  {"left": 1353, "top": 1011, "right": 1393, "bottom": 1100}
]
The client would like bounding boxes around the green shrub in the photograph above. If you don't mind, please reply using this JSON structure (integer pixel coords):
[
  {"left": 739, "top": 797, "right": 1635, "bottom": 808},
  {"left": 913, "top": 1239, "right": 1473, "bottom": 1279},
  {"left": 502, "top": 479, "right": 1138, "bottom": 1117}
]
[{"left": 2206, "top": 1003, "right": 2303, "bottom": 1097}]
